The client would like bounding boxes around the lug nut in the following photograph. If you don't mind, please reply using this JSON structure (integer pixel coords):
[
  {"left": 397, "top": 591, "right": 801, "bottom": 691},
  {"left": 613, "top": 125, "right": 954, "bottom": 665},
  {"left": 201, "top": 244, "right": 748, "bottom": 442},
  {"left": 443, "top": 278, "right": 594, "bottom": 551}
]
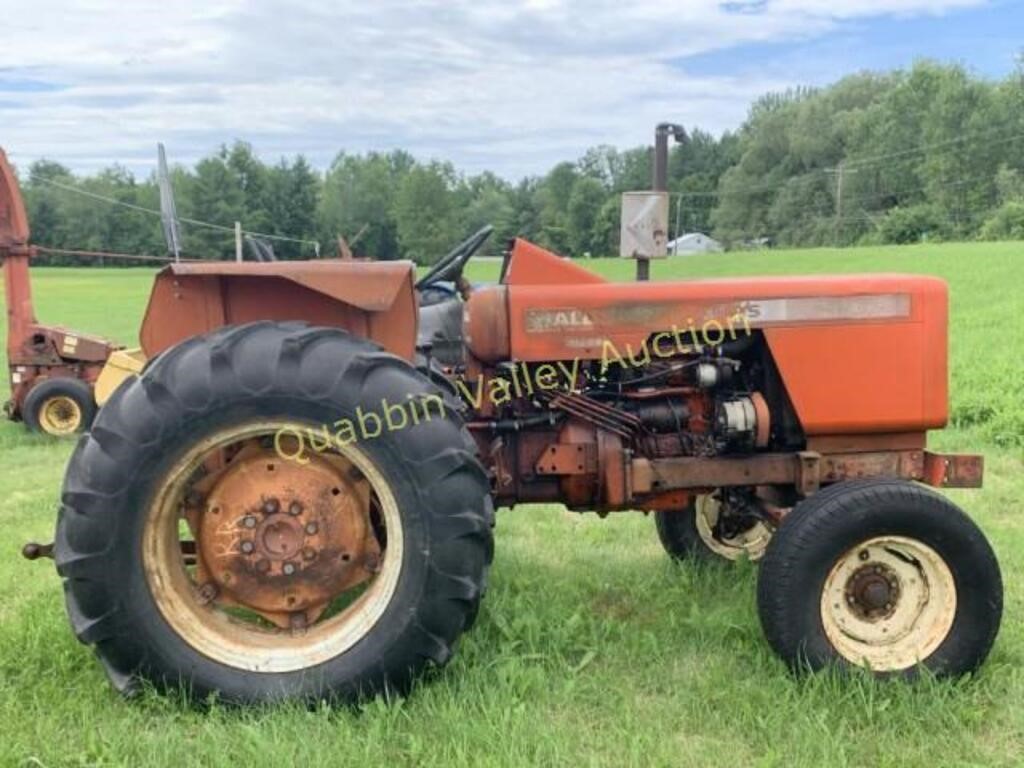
[
  {"left": 283, "top": 562, "right": 297, "bottom": 575},
  {"left": 197, "top": 583, "right": 218, "bottom": 604},
  {"left": 255, "top": 558, "right": 270, "bottom": 573},
  {"left": 242, "top": 515, "right": 257, "bottom": 529},
  {"left": 302, "top": 547, "right": 317, "bottom": 562},
  {"left": 240, "top": 541, "right": 255, "bottom": 554},
  {"left": 858, "top": 550, "right": 870, "bottom": 561},
  {"left": 263, "top": 498, "right": 280, "bottom": 515},
  {"left": 288, "top": 501, "right": 303, "bottom": 516},
  {"left": 304, "top": 521, "right": 318, "bottom": 535}
]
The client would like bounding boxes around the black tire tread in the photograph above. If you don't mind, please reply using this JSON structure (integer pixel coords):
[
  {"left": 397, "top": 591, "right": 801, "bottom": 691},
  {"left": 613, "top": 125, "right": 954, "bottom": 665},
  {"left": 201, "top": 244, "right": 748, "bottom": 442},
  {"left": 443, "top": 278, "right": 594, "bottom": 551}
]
[
  {"left": 757, "top": 478, "right": 1002, "bottom": 677},
  {"left": 55, "top": 321, "right": 493, "bottom": 703}
]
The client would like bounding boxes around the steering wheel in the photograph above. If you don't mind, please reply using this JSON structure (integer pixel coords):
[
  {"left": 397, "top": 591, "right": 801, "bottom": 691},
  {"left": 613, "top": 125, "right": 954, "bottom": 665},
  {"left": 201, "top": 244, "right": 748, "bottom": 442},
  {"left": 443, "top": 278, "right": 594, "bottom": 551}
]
[{"left": 415, "top": 225, "right": 493, "bottom": 291}]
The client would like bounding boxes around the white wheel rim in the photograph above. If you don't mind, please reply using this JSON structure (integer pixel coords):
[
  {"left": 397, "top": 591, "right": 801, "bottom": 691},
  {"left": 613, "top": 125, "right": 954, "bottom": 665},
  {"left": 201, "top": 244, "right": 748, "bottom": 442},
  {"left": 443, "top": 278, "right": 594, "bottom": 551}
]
[
  {"left": 693, "top": 495, "right": 772, "bottom": 561},
  {"left": 820, "top": 535, "right": 957, "bottom": 672}
]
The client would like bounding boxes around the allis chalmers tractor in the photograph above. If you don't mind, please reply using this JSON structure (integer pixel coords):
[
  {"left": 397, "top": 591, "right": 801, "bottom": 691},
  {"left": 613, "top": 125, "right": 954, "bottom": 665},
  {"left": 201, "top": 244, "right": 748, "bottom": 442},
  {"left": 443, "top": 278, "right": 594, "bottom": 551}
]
[
  {"left": 0, "top": 149, "right": 141, "bottom": 436},
  {"left": 19, "top": 132, "right": 999, "bottom": 704},
  {"left": 43, "top": 224, "right": 1002, "bottom": 704}
]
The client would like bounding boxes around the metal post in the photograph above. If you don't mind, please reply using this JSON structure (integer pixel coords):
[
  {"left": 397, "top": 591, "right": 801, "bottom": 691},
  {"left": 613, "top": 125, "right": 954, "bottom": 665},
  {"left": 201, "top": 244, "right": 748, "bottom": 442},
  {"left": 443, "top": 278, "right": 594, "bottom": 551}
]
[
  {"left": 833, "top": 161, "right": 844, "bottom": 247},
  {"left": 235, "top": 222, "right": 243, "bottom": 262},
  {"left": 673, "top": 194, "right": 683, "bottom": 251}
]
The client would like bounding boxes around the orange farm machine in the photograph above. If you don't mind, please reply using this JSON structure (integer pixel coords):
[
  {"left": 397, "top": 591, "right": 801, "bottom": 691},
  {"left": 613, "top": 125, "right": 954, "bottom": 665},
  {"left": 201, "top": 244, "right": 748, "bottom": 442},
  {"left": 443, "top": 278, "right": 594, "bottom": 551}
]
[{"left": 4, "top": 135, "right": 1000, "bottom": 705}]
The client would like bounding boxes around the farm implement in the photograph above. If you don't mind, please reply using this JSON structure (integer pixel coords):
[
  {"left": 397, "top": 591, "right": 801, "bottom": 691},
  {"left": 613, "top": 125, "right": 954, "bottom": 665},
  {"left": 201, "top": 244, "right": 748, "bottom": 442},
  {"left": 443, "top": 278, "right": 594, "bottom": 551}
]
[
  {"left": 7, "top": 131, "right": 1001, "bottom": 705},
  {"left": 0, "top": 148, "right": 141, "bottom": 435}
]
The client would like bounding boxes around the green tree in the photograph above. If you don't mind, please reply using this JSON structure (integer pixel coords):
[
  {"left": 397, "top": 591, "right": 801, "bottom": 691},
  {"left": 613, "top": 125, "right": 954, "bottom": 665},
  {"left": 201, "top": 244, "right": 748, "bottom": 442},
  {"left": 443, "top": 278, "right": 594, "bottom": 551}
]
[
  {"left": 318, "top": 151, "right": 412, "bottom": 260},
  {"left": 567, "top": 176, "right": 606, "bottom": 255},
  {"left": 393, "top": 162, "right": 458, "bottom": 265}
]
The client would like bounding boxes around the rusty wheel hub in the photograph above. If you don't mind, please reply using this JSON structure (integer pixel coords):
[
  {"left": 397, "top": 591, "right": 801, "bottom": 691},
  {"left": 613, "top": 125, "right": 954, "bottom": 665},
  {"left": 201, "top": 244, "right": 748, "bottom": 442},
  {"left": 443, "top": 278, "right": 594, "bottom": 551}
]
[
  {"left": 845, "top": 563, "right": 901, "bottom": 621},
  {"left": 191, "top": 449, "right": 378, "bottom": 628}
]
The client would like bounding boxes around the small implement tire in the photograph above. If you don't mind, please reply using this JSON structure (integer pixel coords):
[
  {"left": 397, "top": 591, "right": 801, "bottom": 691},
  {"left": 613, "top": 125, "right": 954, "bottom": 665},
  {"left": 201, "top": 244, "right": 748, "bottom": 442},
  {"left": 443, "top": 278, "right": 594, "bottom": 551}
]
[{"left": 24, "top": 377, "right": 96, "bottom": 436}]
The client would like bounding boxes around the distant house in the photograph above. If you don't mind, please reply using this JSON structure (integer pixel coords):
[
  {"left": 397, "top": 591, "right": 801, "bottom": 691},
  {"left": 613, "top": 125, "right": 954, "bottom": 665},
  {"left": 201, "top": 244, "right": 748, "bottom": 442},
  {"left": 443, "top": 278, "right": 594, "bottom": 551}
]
[{"left": 667, "top": 232, "right": 723, "bottom": 255}]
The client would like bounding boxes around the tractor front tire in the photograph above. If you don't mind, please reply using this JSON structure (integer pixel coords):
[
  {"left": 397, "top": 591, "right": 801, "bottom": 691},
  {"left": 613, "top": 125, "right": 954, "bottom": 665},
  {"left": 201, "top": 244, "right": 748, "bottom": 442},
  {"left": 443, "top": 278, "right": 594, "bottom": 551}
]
[
  {"left": 655, "top": 495, "right": 772, "bottom": 563},
  {"left": 55, "top": 322, "right": 493, "bottom": 704},
  {"left": 23, "top": 377, "right": 96, "bottom": 436},
  {"left": 757, "top": 479, "right": 1002, "bottom": 677}
]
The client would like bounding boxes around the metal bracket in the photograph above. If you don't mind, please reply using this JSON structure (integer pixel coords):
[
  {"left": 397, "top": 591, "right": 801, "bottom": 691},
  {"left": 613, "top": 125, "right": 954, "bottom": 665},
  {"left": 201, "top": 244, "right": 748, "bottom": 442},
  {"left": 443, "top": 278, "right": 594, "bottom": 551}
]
[
  {"left": 535, "top": 443, "right": 597, "bottom": 475},
  {"left": 794, "top": 451, "right": 821, "bottom": 497}
]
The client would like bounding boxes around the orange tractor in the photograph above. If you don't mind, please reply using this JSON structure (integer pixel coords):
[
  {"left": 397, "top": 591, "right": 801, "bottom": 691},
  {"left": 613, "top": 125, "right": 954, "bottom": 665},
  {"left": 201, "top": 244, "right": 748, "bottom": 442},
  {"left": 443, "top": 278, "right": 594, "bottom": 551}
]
[{"left": 19, "top": 139, "right": 1002, "bottom": 704}]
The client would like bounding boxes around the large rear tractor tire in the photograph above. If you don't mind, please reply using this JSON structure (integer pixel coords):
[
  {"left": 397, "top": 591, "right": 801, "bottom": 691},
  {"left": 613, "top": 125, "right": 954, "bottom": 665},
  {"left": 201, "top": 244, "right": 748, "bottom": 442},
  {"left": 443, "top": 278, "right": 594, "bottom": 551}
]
[
  {"left": 24, "top": 377, "right": 96, "bottom": 436},
  {"left": 757, "top": 479, "right": 1001, "bottom": 677},
  {"left": 55, "top": 322, "right": 494, "bottom": 704},
  {"left": 655, "top": 494, "right": 772, "bottom": 563}
]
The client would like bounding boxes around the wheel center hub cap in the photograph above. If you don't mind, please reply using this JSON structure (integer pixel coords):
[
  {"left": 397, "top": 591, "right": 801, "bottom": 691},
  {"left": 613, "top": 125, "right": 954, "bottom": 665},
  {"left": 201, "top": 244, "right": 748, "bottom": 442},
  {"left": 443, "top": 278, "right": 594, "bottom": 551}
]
[
  {"left": 197, "top": 452, "right": 373, "bottom": 619},
  {"left": 846, "top": 564, "right": 900, "bottom": 619}
]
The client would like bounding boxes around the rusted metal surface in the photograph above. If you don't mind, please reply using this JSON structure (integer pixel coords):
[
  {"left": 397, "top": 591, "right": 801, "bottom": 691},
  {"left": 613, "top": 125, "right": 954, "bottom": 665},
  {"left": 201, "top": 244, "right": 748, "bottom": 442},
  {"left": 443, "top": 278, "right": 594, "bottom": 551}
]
[
  {"left": 0, "top": 149, "right": 30, "bottom": 247},
  {"left": 795, "top": 451, "right": 822, "bottom": 496},
  {"left": 633, "top": 454, "right": 797, "bottom": 494},
  {"left": 538, "top": 389, "right": 641, "bottom": 439},
  {"left": 192, "top": 448, "right": 377, "bottom": 628},
  {"left": 630, "top": 448, "right": 981, "bottom": 501},
  {"left": 140, "top": 261, "right": 419, "bottom": 360},
  {"left": 534, "top": 442, "right": 597, "bottom": 476},
  {"left": 464, "top": 286, "right": 510, "bottom": 363},
  {"left": 923, "top": 451, "right": 984, "bottom": 488},
  {"left": 820, "top": 450, "right": 924, "bottom": 485},
  {"left": 1, "top": 147, "right": 119, "bottom": 418},
  {"left": 1, "top": 148, "right": 38, "bottom": 364},
  {"left": 143, "top": 421, "right": 404, "bottom": 673},
  {"left": 805, "top": 431, "right": 927, "bottom": 454}
]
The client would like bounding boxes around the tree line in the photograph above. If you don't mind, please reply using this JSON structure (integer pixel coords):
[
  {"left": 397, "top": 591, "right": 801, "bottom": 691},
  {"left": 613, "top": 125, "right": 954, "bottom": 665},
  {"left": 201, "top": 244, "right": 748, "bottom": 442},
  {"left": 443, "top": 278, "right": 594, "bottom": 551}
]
[{"left": 18, "top": 60, "right": 1024, "bottom": 265}]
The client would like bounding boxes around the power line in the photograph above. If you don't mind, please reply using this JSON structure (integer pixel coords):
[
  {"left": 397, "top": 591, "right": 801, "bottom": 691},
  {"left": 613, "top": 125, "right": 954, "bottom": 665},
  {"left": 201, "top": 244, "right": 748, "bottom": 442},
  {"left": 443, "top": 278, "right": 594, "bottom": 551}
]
[
  {"left": 840, "top": 125, "right": 1024, "bottom": 172},
  {"left": 33, "top": 176, "right": 321, "bottom": 250},
  {"left": 693, "top": 122, "right": 1024, "bottom": 204},
  {"left": 35, "top": 246, "right": 206, "bottom": 263}
]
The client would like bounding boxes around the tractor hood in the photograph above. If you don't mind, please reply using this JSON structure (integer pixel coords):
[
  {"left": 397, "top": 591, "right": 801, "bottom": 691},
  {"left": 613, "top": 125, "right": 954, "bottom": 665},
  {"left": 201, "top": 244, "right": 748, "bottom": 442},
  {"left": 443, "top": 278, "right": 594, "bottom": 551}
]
[{"left": 467, "top": 238, "right": 949, "bottom": 435}]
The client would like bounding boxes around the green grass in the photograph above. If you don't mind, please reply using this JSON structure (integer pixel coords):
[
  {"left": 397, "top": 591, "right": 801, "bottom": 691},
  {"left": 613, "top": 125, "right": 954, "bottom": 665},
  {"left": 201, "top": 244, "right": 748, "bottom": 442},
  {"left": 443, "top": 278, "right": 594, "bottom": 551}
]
[{"left": 1, "top": 242, "right": 1023, "bottom": 767}]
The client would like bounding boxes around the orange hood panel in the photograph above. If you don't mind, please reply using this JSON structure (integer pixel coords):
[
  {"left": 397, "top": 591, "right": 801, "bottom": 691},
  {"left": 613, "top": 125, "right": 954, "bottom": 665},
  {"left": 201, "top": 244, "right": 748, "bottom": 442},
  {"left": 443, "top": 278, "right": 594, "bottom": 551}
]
[{"left": 502, "top": 241, "right": 948, "bottom": 436}]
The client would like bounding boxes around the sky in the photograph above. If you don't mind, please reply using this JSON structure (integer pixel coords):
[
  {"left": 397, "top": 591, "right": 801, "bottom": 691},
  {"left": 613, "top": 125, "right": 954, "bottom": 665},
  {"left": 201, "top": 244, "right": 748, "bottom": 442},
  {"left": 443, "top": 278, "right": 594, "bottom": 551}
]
[{"left": 0, "top": 0, "right": 1020, "bottom": 180}]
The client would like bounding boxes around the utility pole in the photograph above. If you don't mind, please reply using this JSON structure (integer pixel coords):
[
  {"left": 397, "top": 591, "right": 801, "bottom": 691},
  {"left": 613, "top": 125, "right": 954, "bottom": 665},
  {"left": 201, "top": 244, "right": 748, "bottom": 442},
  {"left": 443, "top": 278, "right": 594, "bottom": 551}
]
[{"left": 826, "top": 161, "right": 857, "bottom": 247}]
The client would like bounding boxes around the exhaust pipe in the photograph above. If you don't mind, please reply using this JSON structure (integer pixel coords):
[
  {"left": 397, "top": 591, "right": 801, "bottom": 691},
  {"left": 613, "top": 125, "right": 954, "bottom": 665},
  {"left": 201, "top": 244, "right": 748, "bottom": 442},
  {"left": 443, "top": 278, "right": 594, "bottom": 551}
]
[{"left": 636, "top": 124, "right": 686, "bottom": 282}]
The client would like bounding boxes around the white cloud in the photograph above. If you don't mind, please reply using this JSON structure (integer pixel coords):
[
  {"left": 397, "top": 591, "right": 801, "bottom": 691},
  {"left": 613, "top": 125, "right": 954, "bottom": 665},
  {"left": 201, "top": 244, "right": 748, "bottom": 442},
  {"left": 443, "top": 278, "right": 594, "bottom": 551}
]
[{"left": 0, "top": 0, "right": 989, "bottom": 178}]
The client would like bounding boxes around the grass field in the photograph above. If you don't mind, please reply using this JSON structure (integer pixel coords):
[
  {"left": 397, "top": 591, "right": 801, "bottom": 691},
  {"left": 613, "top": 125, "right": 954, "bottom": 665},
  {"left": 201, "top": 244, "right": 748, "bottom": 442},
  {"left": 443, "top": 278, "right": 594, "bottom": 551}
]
[{"left": 1, "top": 241, "right": 1022, "bottom": 767}]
